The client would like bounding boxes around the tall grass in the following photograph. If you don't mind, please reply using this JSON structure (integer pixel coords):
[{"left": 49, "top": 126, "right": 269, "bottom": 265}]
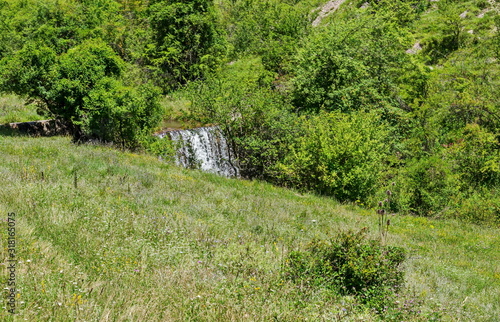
[
  {"left": 0, "top": 135, "right": 499, "bottom": 320},
  {"left": 0, "top": 95, "right": 42, "bottom": 124}
]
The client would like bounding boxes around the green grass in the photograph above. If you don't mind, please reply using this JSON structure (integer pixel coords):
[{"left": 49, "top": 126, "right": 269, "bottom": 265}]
[
  {"left": 0, "top": 95, "right": 43, "bottom": 124},
  {"left": 0, "top": 135, "right": 499, "bottom": 320}
]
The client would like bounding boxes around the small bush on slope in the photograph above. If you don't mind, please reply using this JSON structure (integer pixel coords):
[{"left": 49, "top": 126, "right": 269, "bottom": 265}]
[{"left": 286, "top": 228, "right": 406, "bottom": 314}]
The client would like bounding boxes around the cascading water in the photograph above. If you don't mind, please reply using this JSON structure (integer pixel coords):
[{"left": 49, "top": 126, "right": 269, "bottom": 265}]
[{"left": 159, "top": 126, "right": 239, "bottom": 177}]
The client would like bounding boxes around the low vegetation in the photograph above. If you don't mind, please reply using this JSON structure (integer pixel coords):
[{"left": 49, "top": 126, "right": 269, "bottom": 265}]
[
  {"left": 0, "top": 0, "right": 498, "bottom": 221},
  {"left": 0, "top": 136, "right": 499, "bottom": 320}
]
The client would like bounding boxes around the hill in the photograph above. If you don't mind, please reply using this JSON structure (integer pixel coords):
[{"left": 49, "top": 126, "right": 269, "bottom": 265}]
[{"left": 1, "top": 135, "right": 499, "bottom": 320}]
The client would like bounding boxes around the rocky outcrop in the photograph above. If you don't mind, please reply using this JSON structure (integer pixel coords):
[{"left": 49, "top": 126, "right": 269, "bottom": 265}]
[
  {"left": 312, "top": 0, "right": 346, "bottom": 27},
  {"left": 0, "top": 119, "right": 71, "bottom": 136}
]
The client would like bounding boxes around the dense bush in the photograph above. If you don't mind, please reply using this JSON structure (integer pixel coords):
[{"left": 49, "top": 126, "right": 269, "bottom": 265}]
[
  {"left": 0, "top": 39, "right": 162, "bottom": 148},
  {"left": 187, "top": 66, "right": 298, "bottom": 180},
  {"left": 290, "top": 7, "right": 422, "bottom": 114},
  {"left": 188, "top": 56, "right": 393, "bottom": 202},
  {"left": 392, "top": 122, "right": 500, "bottom": 220},
  {"left": 0, "top": 0, "right": 123, "bottom": 58},
  {"left": 453, "top": 188, "right": 500, "bottom": 224},
  {"left": 147, "top": 0, "right": 226, "bottom": 91},
  {"left": 277, "top": 111, "right": 390, "bottom": 201},
  {"left": 286, "top": 228, "right": 406, "bottom": 310},
  {"left": 220, "top": 0, "right": 311, "bottom": 59},
  {"left": 394, "top": 40, "right": 500, "bottom": 219},
  {"left": 394, "top": 156, "right": 460, "bottom": 216},
  {"left": 81, "top": 80, "right": 163, "bottom": 149}
]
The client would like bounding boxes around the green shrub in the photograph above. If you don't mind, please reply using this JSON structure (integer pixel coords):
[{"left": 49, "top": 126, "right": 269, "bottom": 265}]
[
  {"left": 394, "top": 122, "right": 499, "bottom": 219},
  {"left": 0, "top": 39, "right": 162, "bottom": 149},
  {"left": 221, "top": 0, "right": 310, "bottom": 58},
  {"left": 453, "top": 188, "right": 500, "bottom": 225},
  {"left": 444, "top": 123, "right": 500, "bottom": 187},
  {"left": 187, "top": 69, "right": 298, "bottom": 180},
  {"left": 82, "top": 81, "right": 163, "bottom": 149},
  {"left": 286, "top": 228, "right": 406, "bottom": 310},
  {"left": 277, "top": 111, "right": 390, "bottom": 201},
  {"left": 147, "top": 0, "right": 226, "bottom": 91},
  {"left": 394, "top": 156, "right": 461, "bottom": 216},
  {"left": 290, "top": 7, "right": 418, "bottom": 113}
]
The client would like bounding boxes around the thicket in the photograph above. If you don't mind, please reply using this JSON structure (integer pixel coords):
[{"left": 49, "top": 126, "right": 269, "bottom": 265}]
[
  {"left": 187, "top": 0, "right": 499, "bottom": 224},
  {"left": 147, "top": 0, "right": 226, "bottom": 90}
]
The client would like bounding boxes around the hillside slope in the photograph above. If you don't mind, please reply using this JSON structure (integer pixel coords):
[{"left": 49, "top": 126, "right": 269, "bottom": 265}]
[{"left": 1, "top": 135, "right": 499, "bottom": 320}]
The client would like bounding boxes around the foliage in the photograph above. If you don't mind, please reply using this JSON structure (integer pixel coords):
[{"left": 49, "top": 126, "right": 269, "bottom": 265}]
[
  {"left": 0, "top": 0, "right": 123, "bottom": 58},
  {"left": 147, "top": 0, "right": 226, "bottom": 90},
  {"left": 290, "top": 6, "right": 421, "bottom": 114},
  {"left": 82, "top": 80, "right": 163, "bottom": 149},
  {"left": 286, "top": 228, "right": 406, "bottom": 311},
  {"left": 394, "top": 155, "right": 461, "bottom": 216},
  {"left": 0, "top": 39, "right": 162, "bottom": 148},
  {"left": 444, "top": 123, "right": 500, "bottom": 187},
  {"left": 452, "top": 188, "right": 500, "bottom": 224},
  {"left": 0, "top": 0, "right": 499, "bottom": 224},
  {"left": 187, "top": 62, "right": 297, "bottom": 180},
  {"left": 419, "top": 0, "right": 466, "bottom": 64},
  {"left": 426, "top": 49, "right": 500, "bottom": 137},
  {"left": 394, "top": 123, "right": 499, "bottom": 220},
  {"left": 395, "top": 31, "right": 500, "bottom": 219},
  {"left": 277, "top": 111, "right": 390, "bottom": 201},
  {"left": 219, "top": 0, "right": 314, "bottom": 72}
]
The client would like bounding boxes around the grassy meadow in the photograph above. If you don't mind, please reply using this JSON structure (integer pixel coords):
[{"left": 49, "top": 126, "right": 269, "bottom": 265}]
[
  {"left": 0, "top": 96, "right": 42, "bottom": 125},
  {"left": 0, "top": 134, "right": 499, "bottom": 321}
]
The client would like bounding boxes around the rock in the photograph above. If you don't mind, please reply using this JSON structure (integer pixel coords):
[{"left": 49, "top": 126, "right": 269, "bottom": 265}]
[{"left": 406, "top": 42, "right": 422, "bottom": 55}]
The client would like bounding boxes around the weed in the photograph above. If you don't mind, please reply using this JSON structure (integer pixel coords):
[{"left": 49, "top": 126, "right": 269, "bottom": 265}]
[{"left": 378, "top": 182, "right": 396, "bottom": 245}]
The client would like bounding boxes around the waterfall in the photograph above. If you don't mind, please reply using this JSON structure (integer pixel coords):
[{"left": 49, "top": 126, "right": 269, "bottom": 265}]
[{"left": 160, "top": 126, "right": 239, "bottom": 177}]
